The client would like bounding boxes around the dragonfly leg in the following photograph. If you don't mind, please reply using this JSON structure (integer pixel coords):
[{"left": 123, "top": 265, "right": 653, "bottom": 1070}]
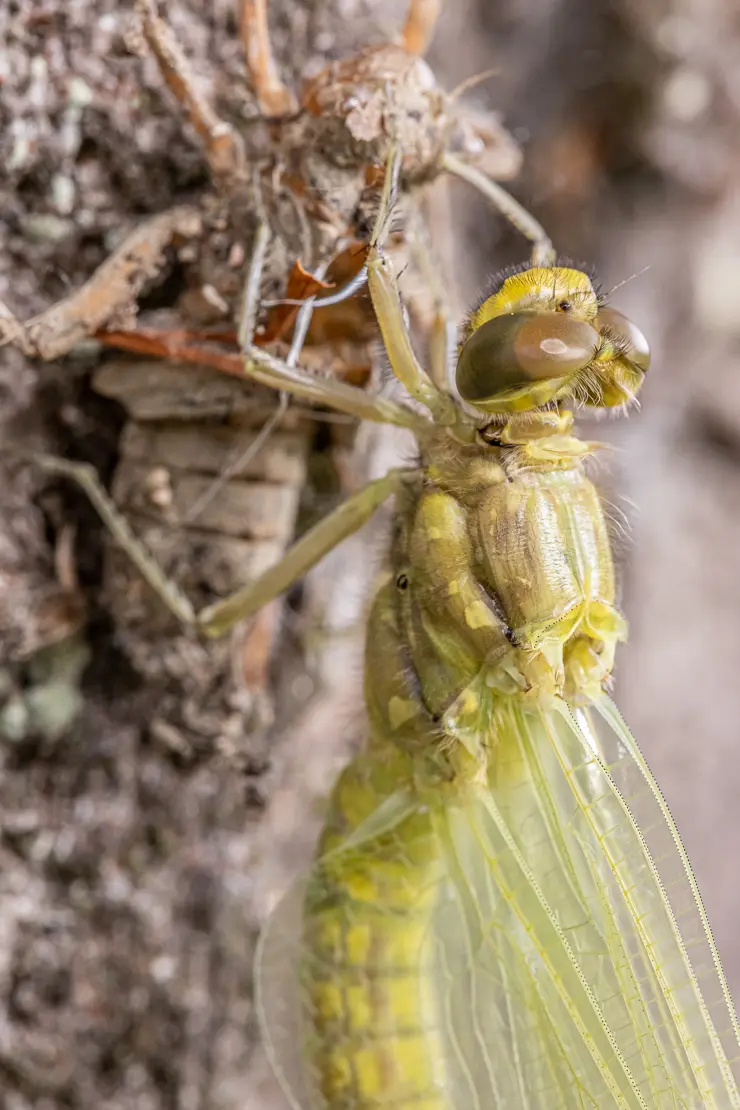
[
  {"left": 407, "top": 211, "right": 459, "bottom": 394},
  {"left": 238, "top": 0, "right": 298, "bottom": 117},
  {"left": 236, "top": 233, "right": 431, "bottom": 433},
  {"left": 2, "top": 450, "right": 410, "bottom": 640},
  {"left": 198, "top": 467, "right": 412, "bottom": 636},
  {"left": 238, "top": 220, "right": 272, "bottom": 353},
  {"left": 366, "top": 149, "right": 462, "bottom": 428},
  {"left": 441, "top": 152, "right": 555, "bottom": 266},
  {"left": 136, "top": 0, "right": 246, "bottom": 179},
  {"left": 0, "top": 207, "right": 202, "bottom": 361},
  {"left": 3, "top": 451, "right": 198, "bottom": 627}
]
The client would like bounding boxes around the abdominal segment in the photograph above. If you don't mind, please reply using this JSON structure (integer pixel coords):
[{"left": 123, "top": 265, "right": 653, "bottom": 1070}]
[{"left": 301, "top": 748, "right": 449, "bottom": 1110}]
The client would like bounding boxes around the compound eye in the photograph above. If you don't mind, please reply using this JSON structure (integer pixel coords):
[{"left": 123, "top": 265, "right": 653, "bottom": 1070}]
[
  {"left": 596, "top": 308, "right": 650, "bottom": 371},
  {"left": 456, "top": 312, "right": 599, "bottom": 404}
]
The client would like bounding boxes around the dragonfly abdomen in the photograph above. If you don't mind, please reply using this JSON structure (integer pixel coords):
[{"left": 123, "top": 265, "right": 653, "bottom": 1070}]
[
  {"left": 303, "top": 899, "right": 448, "bottom": 1110},
  {"left": 301, "top": 754, "right": 450, "bottom": 1110}
]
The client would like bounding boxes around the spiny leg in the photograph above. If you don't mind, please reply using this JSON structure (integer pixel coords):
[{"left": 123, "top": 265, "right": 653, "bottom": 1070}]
[
  {"left": 401, "top": 0, "right": 442, "bottom": 55},
  {"left": 365, "top": 147, "right": 466, "bottom": 431},
  {"left": 0, "top": 206, "right": 202, "bottom": 360},
  {"left": 239, "top": 0, "right": 298, "bottom": 117},
  {"left": 238, "top": 220, "right": 272, "bottom": 353},
  {"left": 407, "top": 208, "right": 459, "bottom": 394},
  {"left": 441, "top": 151, "right": 555, "bottom": 266},
  {"left": 3, "top": 449, "right": 411, "bottom": 640},
  {"left": 92, "top": 303, "right": 429, "bottom": 431},
  {"left": 245, "top": 330, "right": 428, "bottom": 430},
  {"left": 198, "top": 467, "right": 411, "bottom": 636},
  {"left": 236, "top": 220, "right": 429, "bottom": 432},
  {"left": 5, "top": 451, "right": 197, "bottom": 627},
  {"left": 136, "top": 0, "right": 245, "bottom": 179}
]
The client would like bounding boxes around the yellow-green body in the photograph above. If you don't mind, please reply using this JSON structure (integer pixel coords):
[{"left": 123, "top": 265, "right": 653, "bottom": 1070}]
[
  {"left": 304, "top": 424, "right": 626, "bottom": 1109},
  {"left": 257, "top": 264, "right": 740, "bottom": 1110}
]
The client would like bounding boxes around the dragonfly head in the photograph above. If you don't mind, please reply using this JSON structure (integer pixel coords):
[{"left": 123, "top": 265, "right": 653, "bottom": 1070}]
[{"left": 455, "top": 266, "right": 650, "bottom": 414}]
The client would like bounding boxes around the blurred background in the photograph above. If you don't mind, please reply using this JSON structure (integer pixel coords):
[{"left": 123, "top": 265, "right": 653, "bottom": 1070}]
[{"left": 2, "top": 0, "right": 740, "bottom": 1106}]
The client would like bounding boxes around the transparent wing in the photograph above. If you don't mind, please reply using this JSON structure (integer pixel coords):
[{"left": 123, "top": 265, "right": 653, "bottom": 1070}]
[
  {"left": 255, "top": 877, "right": 314, "bottom": 1110},
  {"left": 589, "top": 699, "right": 740, "bottom": 1091},
  {"left": 434, "top": 695, "right": 740, "bottom": 1110},
  {"left": 256, "top": 698, "right": 740, "bottom": 1110}
]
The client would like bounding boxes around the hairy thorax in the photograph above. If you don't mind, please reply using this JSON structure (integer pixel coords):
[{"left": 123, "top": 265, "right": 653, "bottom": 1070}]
[{"left": 365, "top": 415, "right": 627, "bottom": 780}]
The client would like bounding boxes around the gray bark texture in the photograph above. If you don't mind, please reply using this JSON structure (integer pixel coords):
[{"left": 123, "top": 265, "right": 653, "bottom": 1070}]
[{"left": 1, "top": 1, "right": 740, "bottom": 1107}]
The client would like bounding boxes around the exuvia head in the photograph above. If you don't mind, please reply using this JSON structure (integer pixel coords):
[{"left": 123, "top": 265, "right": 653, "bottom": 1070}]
[{"left": 455, "top": 266, "right": 650, "bottom": 414}]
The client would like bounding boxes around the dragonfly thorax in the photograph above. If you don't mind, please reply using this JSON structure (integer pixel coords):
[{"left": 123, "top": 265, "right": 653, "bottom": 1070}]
[{"left": 365, "top": 427, "right": 628, "bottom": 763}]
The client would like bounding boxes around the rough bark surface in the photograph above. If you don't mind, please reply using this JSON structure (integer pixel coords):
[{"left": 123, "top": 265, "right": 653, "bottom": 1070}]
[{"left": 1, "top": 1, "right": 740, "bottom": 1108}]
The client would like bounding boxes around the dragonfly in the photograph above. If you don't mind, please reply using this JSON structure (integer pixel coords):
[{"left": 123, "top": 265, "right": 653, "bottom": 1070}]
[
  {"left": 10, "top": 143, "right": 739, "bottom": 1105},
  {"left": 250, "top": 152, "right": 740, "bottom": 1109}
]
